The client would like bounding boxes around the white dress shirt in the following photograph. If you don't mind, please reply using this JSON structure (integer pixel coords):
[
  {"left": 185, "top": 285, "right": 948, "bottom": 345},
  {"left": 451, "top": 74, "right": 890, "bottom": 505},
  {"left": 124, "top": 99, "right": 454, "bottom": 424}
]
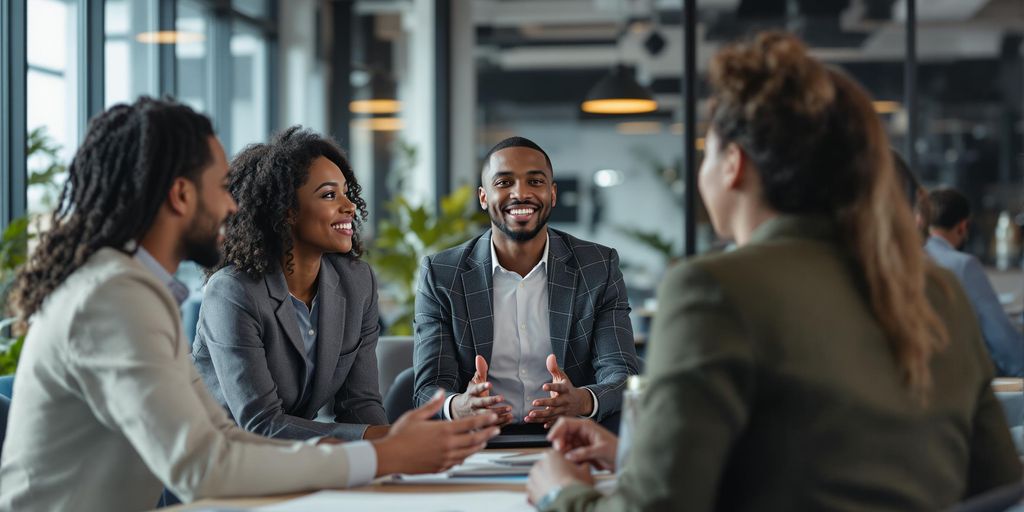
[{"left": 444, "top": 233, "right": 597, "bottom": 421}]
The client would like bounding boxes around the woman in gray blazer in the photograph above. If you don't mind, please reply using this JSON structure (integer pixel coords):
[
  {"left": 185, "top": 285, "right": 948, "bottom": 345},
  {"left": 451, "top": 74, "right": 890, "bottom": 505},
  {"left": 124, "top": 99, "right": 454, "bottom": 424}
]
[{"left": 193, "top": 126, "right": 388, "bottom": 441}]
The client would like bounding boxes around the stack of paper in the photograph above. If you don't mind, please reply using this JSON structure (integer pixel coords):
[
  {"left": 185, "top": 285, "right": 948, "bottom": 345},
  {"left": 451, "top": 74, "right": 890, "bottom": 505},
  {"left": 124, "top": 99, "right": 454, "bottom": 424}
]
[{"left": 386, "top": 451, "right": 534, "bottom": 485}]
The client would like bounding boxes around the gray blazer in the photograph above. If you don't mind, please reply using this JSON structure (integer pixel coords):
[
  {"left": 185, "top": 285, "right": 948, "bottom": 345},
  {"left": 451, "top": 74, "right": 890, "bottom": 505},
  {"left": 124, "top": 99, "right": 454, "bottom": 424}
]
[
  {"left": 413, "top": 228, "right": 640, "bottom": 422},
  {"left": 193, "top": 254, "right": 386, "bottom": 441}
]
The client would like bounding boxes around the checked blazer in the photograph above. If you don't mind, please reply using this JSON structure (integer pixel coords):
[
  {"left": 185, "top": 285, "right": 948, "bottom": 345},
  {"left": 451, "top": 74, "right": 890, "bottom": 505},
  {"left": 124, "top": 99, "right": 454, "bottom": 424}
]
[{"left": 412, "top": 228, "right": 640, "bottom": 422}]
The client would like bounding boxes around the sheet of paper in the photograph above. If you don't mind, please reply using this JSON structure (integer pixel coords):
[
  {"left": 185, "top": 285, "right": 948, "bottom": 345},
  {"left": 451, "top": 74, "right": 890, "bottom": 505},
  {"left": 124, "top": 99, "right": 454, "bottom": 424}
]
[
  {"left": 257, "top": 491, "right": 531, "bottom": 512},
  {"left": 386, "top": 473, "right": 528, "bottom": 485},
  {"left": 386, "top": 451, "right": 532, "bottom": 484}
]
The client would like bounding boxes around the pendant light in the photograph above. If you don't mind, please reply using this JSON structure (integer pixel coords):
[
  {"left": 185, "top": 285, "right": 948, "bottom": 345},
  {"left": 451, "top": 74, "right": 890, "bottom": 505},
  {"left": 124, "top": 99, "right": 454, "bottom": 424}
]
[
  {"left": 581, "top": 64, "right": 658, "bottom": 114},
  {"left": 349, "top": 72, "right": 401, "bottom": 115}
]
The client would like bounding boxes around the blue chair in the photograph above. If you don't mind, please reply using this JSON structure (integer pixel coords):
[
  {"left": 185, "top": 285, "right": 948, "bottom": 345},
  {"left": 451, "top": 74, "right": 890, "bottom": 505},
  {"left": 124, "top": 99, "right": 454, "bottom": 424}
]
[
  {"left": 384, "top": 367, "right": 416, "bottom": 423},
  {"left": 0, "top": 374, "right": 13, "bottom": 399},
  {"left": 0, "top": 394, "right": 10, "bottom": 459},
  {"left": 180, "top": 296, "right": 202, "bottom": 348}
]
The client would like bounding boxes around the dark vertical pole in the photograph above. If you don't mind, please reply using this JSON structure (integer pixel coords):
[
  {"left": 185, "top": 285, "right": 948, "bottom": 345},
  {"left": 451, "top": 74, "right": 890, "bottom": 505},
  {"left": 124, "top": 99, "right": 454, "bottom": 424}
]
[
  {"left": 1, "top": 0, "right": 27, "bottom": 227},
  {"left": 329, "top": 0, "right": 352, "bottom": 147},
  {"left": 266, "top": 0, "right": 279, "bottom": 132},
  {"left": 904, "top": 0, "right": 917, "bottom": 171},
  {"left": 80, "top": 0, "right": 105, "bottom": 127},
  {"left": 210, "top": 2, "right": 232, "bottom": 147},
  {"left": 433, "top": 0, "right": 451, "bottom": 211},
  {"left": 682, "top": 0, "right": 697, "bottom": 256},
  {"left": 158, "top": 0, "right": 177, "bottom": 96}
]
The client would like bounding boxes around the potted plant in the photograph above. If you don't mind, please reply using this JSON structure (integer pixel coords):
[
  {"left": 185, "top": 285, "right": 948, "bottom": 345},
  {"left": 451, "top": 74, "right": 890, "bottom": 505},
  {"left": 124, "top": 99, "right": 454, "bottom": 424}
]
[
  {"left": 0, "top": 127, "right": 67, "bottom": 379},
  {"left": 370, "top": 185, "right": 488, "bottom": 335}
]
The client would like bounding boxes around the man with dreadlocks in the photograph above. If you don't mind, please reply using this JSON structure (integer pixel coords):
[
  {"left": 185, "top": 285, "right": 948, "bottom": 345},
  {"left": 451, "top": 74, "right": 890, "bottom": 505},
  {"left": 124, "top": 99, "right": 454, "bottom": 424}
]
[{"left": 0, "top": 97, "right": 497, "bottom": 512}]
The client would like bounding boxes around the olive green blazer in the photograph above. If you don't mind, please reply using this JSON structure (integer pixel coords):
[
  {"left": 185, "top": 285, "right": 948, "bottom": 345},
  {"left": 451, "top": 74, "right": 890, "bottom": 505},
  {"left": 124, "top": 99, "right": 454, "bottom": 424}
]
[{"left": 549, "top": 216, "right": 1022, "bottom": 512}]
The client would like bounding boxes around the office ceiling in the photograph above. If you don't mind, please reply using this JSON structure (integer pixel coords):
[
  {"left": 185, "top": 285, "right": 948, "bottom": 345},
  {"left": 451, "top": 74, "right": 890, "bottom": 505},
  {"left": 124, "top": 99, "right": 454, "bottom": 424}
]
[{"left": 473, "top": 0, "right": 1024, "bottom": 112}]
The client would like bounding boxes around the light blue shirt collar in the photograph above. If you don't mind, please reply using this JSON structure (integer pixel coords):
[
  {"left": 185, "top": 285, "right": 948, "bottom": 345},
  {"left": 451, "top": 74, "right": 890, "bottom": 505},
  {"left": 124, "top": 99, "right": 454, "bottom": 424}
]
[
  {"left": 927, "top": 235, "right": 955, "bottom": 252},
  {"left": 134, "top": 247, "right": 190, "bottom": 306}
]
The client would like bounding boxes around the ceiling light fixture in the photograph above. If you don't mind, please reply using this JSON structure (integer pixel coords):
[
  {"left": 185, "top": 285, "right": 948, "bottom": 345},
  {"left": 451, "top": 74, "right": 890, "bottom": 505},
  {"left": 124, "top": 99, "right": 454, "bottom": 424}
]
[
  {"left": 349, "top": 99, "right": 401, "bottom": 115},
  {"left": 351, "top": 117, "right": 403, "bottom": 132},
  {"left": 135, "top": 31, "right": 205, "bottom": 44},
  {"left": 873, "top": 101, "right": 902, "bottom": 114},
  {"left": 581, "top": 65, "right": 658, "bottom": 115},
  {"left": 350, "top": 71, "right": 401, "bottom": 115}
]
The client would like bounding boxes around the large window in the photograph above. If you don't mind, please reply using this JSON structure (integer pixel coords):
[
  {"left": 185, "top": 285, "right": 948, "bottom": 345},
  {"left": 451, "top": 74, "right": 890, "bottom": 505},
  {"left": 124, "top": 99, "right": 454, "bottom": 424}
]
[
  {"left": 104, "top": 0, "right": 159, "bottom": 107},
  {"left": 175, "top": 0, "right": 212, "bottom": 115},
  {"left": 17, "top": 0, "right": 277, "bottom": 226},
  {"left": 230, "top": 20, "right": 269, "bottom": 155},
  {"left": 26, "top": 0, "right": 78, "bottom": 216},
  {"left": 8, "top": 0, "right": 276, "bottom": 303},
  {"left": 175, "top": 0, "right": 273, "bottom": 157}
]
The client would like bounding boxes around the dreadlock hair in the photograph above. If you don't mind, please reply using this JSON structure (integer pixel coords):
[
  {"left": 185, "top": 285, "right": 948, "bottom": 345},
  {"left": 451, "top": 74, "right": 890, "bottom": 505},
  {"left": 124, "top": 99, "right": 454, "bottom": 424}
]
[
  {"left": 214, "top": 126, "right": 368, "bottom": 279},
  {"left": 11, "top": 96, "right": 215, "bottom": 324}
]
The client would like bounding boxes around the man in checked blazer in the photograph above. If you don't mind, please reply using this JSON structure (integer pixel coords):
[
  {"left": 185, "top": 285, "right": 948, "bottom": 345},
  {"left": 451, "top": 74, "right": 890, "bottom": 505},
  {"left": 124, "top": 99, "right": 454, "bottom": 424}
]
[{"left": 413, "top": 136, "right": 640, "bottom": 430}]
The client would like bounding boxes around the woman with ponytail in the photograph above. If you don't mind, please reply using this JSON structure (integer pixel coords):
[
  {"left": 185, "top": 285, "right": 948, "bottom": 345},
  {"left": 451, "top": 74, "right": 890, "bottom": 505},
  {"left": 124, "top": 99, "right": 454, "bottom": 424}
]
[{"left": 527, "top": 32, "right": 1021, "bottom": 512}]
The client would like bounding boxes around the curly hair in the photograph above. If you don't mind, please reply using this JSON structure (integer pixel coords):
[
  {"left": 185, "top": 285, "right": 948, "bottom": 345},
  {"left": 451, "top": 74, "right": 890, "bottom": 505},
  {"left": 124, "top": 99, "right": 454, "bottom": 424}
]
[
  {"left": 11, "top": 97, "right": 215, "bottom": 323},
  {"left": 708, "top": 32, "right": 948, "bottom": 401},
  {"left": 216, "top": 126, "right": 368, "bottom": 279}
]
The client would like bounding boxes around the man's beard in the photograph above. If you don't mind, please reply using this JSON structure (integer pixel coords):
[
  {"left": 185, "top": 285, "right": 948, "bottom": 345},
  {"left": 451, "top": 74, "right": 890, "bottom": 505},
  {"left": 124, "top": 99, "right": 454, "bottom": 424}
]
[
  {"left": 491, "top": 205, "right": 551, "bottom": 242},
  {"left": 183, "top": 203, "right": 224, "bottom": 268}
]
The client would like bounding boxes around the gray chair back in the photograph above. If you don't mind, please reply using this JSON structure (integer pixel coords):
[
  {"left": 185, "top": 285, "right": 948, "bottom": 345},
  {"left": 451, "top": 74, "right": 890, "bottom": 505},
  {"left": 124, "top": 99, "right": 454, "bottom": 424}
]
[
  {"left": 376, "top": 336, "right": 414, "bottom": 399},
  {"left": 384, "top": 367, "right": 415, "bottom": 423}
]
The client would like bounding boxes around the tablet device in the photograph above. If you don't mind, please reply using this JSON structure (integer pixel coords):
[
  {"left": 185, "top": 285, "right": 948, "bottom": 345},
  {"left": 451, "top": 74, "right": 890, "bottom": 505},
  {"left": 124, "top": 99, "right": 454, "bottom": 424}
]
[{"left": 485, "top": 423, "right": 551, "bottom": 449}]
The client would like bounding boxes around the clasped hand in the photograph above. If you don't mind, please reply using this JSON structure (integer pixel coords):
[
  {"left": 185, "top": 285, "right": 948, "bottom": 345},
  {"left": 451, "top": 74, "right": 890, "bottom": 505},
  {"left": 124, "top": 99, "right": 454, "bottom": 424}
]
[{"left": 526, "top": 417, "right": 618, "bottom": 505}]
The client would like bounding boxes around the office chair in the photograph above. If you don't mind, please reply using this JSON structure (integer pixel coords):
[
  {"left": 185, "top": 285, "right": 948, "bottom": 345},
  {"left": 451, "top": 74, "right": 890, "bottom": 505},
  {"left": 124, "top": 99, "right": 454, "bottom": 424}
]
[
  {"left": 375, "top": 336, "right": 414, "bottom": 399},
  {"left": 0, "top": 394, "right": 9, "bottom": 459},
  {"left": 384, "top": 367, "right": 416, "bottom": 423},
  {"left": 0, "top": 374, "right": 13, "bottom": 400}
]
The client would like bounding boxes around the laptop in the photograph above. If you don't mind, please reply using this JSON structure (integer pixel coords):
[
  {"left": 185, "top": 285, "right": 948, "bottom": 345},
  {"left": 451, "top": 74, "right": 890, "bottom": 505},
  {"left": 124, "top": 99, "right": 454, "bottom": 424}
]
[{"left": 486, "top": 423, "right": 551, "bottom": 449}]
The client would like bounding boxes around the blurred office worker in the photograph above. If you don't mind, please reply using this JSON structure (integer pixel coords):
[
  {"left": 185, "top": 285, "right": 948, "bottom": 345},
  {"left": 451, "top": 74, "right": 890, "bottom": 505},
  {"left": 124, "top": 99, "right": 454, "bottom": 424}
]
[
  {"left": 413, "top": 136, "right": 640, "bottom": 429},
  {"left": 194, "top": 127, "right": 388, "bottom": 441},
  {"left": 526, "top": 32, "right": 1022, "bottom": 512},
  {"left": 925, "top": 188, "right": 1024, "bottom": 377},
  {"left": 0, "top": 98, "right": 497, "bottom": 512}
]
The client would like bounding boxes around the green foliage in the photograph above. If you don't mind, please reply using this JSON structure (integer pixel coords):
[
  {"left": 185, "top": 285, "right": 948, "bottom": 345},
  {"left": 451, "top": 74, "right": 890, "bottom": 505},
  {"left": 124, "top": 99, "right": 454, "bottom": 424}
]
[
  {"left": 619, "top": 227, "right": 679, "bottom": 263},
  {"left": 0, "top": 128, "right": 66, "bottom": 375},
  {"left": 26, "top": 127, "right": 67, "bottom": 211},
  {"left": 371, "top": 185, "right": 488, "bottom": 335},
  {"left": 0, "top": 320, "right": 23, "bottom": 376},
  {"left": 0, "top": 218, "right": 31, "bottom": 308}
]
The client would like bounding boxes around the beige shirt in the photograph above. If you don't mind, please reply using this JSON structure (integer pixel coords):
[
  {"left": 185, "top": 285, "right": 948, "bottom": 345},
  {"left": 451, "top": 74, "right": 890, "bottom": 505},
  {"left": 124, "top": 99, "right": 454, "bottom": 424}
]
[{"left": 0, "top": 248, "right": 373, "bottom": 512}]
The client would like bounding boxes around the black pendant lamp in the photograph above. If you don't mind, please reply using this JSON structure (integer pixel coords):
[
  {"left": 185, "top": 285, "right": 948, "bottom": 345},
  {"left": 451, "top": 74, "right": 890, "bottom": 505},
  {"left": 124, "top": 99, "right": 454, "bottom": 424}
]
[
  {"left": 581, "top": 64, "right": 658, "bottom": 115},
  {"left": 349, "top": 72, "right": 401, "bottom": 115}
]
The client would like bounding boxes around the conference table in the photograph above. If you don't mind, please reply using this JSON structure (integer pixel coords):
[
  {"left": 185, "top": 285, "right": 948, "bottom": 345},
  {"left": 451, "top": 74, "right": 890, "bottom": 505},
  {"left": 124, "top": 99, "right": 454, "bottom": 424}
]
[{"left": 158, "top": 448, "right": 542, "bottom": 511}]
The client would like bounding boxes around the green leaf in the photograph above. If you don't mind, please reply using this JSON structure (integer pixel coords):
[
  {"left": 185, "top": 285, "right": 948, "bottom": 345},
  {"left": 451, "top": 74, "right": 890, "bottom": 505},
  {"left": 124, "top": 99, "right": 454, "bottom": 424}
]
[
  {"left": 0, "top": 335, "right": 24, "bottom": 376},
  {"left": 619, "top": 226, "right": 677, "bottom": 261}
]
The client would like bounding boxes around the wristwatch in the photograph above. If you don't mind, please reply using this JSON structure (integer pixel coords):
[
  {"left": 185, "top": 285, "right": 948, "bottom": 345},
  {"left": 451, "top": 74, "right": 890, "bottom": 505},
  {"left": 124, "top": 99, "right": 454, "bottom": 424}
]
[{"left": 536, "top": 485, "right": 565, "bottom": 511}]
